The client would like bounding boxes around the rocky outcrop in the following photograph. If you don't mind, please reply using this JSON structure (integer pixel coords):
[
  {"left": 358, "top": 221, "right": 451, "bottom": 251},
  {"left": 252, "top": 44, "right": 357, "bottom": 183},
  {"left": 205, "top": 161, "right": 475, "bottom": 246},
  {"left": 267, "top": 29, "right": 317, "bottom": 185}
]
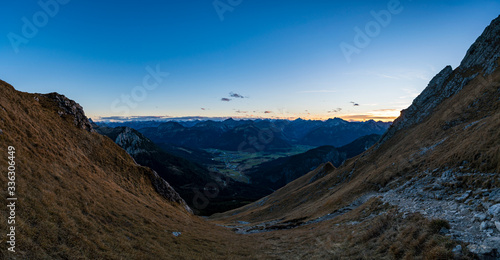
[
  {"left": 42, "top": 92, "right": 94, "bottom": 132},
  {"left": 94, "top": 126, "right": 192, "bottom": 211},
  {"left": 381, "top": 170, "right": 500, "bottom": 259},
  {"left": 380, "top": 15, "right": 500, "bottom": 144},
  {"left": 115, "top": 127, "right": 148, "bottom": 155},
  {"left": 460, "top": 15, "right": 500, "bottom": 76},
  {"left": 149, "top": 169, "right": 192, "bottom": 213},
  {"left": 380, "top": 66, "right": 478, "bottom": 143}
]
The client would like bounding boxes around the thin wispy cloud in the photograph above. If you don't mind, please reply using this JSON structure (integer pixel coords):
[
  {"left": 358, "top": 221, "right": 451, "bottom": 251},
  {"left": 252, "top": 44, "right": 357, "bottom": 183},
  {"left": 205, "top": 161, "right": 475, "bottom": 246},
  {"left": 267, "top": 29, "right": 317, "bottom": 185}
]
[
  {"left": 98, "top": 116, "right": 168, "bottom": 121},
  {"left": 221, "top": 98, "right": 231, "bottom": 102},
  {"left": 350, "top": 101, "right": 360, "bottom": 106},
  {"left": 371, "top": 72, "right": 399, "bottom": 79},
  {"left": 399, "top": 88, "right": 420, "bottom": 99},
  {"left": 264, "top": 111, "right": 272, "bottom": 114},
  {"left": 350, "top": 70, "right": 432, "bottom": 81},
  {"left": 327, "top": 108, "right": 342, "bottom": 113},
  {"left": 297, "top": 90, "right": 337, "bottom": 93}
]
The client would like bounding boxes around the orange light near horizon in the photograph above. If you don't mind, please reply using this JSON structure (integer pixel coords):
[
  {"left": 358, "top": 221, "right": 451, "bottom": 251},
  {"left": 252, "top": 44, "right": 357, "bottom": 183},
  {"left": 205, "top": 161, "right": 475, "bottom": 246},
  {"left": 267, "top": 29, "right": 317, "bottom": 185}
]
[
  {"left": 91, "top": 109, "right": 401, "bottom": 123},
  {"left": 340, "top": 109, "right": 400, "bottom": 122},
  {"left": 340, "top": 115, "right": 397, "bottom": 122}
]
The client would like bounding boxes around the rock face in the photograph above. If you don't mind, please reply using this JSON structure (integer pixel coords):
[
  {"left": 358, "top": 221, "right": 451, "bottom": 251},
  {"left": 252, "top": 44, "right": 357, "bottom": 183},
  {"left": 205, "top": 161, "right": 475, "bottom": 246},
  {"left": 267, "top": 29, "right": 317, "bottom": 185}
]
[
  {"left": 149, "top": 169, "right": 192, "bottom": 213},
  {"left": 40, "top": 95, "right": 190, "bottom": 209},
  {"left": 115, "top": 127, "right": 148, "bottom": 155},
  {"left": 489, "top": 204, "right": 500, "bottom": 218},
  {"left": 94, "top": 126, "right": 192, "bottom": 210},
  {"left": 460, "top": 15, "right": 500, "bottom": 75},
  {"left": 380, "top": 15, "right": 500, "bottom": 144},
  {"left": 112, "top": 128, "right": 192, "bottom": 210},
  {"left": 380, "top": 66, "right": 454, "bottom": 143},
  {"left": 42, "top": 92, "right": 94, "bottom": 132}
]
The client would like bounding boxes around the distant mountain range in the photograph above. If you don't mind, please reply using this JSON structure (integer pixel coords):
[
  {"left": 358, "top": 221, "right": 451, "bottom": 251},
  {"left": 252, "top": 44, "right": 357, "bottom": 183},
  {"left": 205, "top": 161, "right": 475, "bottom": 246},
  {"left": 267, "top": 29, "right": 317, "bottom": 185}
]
[{"left": 96, "top": 118, "right": 390, "bottom": 151}]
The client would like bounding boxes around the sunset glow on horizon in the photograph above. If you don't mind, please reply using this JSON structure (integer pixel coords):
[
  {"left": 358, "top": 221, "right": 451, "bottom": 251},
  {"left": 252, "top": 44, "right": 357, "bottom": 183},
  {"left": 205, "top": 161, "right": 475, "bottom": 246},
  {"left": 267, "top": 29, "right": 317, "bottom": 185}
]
[{"left": 2, "top": 1, "right": 499, "bottom": 122}]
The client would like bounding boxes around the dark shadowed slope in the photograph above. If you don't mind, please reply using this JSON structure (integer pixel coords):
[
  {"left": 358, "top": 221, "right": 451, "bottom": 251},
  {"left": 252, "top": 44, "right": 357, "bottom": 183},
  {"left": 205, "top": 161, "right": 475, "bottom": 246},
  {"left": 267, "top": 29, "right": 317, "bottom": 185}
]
[
  {"left": 246, "top": 134, "right": 381, "bottom": 191},
  {"left": 94, "top": 125, "right": 270, "bottom": 215}
]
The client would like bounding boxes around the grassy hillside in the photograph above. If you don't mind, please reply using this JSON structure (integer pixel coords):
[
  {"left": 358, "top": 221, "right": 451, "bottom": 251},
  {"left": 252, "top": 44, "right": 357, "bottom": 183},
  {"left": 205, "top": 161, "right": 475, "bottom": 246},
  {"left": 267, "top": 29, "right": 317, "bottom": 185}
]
[
  {"left": 0, "top": 81, "right": 261, "bottom": 259},
  {"left": 0, "top": 79, "right": 463, "bottom": 260}
]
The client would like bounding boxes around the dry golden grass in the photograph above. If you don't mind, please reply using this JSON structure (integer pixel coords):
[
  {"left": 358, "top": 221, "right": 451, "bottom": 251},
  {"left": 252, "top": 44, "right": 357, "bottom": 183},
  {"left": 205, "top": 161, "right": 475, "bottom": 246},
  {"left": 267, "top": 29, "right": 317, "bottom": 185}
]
[
  {"left": 1, "top": 63, "right": 498, "bottom": 259},
  {"left": 234, "top": 198, "right": 471, "bottom": 260},
  {"left": 0, "top": 81, "right": 264, "bottom": 259}
]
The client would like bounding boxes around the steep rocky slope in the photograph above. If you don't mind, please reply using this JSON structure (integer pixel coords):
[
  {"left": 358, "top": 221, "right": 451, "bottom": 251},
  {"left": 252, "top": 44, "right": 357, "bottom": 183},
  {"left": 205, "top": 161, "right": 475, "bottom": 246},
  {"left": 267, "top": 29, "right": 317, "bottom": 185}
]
[
  {"left": 212, "top": 14, "right": 500, "bottom": 259},
  {"left": 0, "top": 81, "right": 264, "bottom": 259}
]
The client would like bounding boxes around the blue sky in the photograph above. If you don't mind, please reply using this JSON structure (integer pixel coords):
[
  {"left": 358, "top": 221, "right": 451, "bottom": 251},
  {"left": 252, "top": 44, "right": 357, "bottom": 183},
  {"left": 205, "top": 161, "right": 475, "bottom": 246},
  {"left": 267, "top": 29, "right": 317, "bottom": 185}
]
[{"left": 1, "top": 0, "right": 499, "bottom": 121}]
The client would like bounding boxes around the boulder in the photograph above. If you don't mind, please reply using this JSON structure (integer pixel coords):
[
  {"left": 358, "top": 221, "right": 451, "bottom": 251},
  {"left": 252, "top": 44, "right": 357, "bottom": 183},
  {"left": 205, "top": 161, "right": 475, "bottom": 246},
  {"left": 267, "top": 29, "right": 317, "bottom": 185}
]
[{"left": 488, "top": 204, "right": 500, "bottom": 217}]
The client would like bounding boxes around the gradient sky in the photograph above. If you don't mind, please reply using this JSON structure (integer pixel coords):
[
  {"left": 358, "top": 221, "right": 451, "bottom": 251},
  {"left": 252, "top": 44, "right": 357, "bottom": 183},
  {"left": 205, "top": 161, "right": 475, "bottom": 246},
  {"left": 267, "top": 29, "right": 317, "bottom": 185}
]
[{"left": 1, "top": 0, "right": 499, "bottom": 121}]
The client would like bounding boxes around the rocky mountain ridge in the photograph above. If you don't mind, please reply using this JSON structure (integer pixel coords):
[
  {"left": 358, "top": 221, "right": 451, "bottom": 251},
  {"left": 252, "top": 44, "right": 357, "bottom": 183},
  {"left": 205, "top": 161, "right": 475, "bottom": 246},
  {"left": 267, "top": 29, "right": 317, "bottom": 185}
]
[
  {"left": 381, "top": 15, "right": 500, "bottom": 144},
  {"left": 41, "top": 92, "right": 95, "bottom": 132},
  {"left": 100, "top": 117, "right": 390, "bottom": 150}
]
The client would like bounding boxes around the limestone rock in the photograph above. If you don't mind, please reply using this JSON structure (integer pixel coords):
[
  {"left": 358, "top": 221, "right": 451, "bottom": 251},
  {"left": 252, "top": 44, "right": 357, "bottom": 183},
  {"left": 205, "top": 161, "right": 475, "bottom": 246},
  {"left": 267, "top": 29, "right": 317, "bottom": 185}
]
[
  {"left": 460, "top": 15, "right": 500, "bottom": 76},
  {"left": 489, "top": 189, "right": 500, "bottom": 203},
  {"left": 452, "top": 245, "right": 462, "bottom": 257},
  {"left": 149, "top": 169, "right": 192, "bottom": 213},
  {"left": 488, "top": 204, "right": 500, "bottom": 217},
  {"left": 474, "top": 213, "right": 488, "bottom": 222},
  {"left": 42, "top": 92, "right": 94, "bottom": 132},
  {"left": 115, "top": 127, "right": 148, "bottom": 155}
]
